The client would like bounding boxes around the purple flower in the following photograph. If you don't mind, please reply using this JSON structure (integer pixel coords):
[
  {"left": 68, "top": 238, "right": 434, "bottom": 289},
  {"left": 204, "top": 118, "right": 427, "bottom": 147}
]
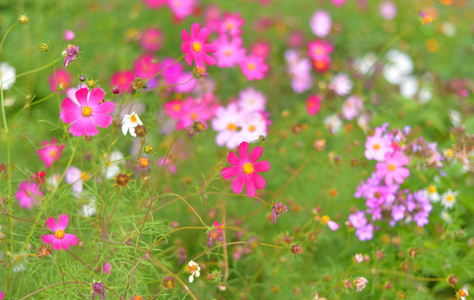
[
  {"left": 355, "top": 223, "right": 374, "bottom": 241},
  {"left": 272, "top": 202, "right": 289, "bottom": 224},
  {"left": 348, "top": 211, "right": 367, "bottom": 228},
  {"left": 91, "top": 281, "right": 106, "bottom": 300},
  {"left": 63, "top": 45, "right": 79, "bottom": 67}
]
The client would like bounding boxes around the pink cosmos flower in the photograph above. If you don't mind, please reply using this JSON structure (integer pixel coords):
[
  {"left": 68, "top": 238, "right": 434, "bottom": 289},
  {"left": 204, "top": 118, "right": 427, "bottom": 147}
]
[
  {"left": 365, "top": 129, "right": 393, "bottom": 161},
  {"left": 308, "top": 40, "right": 333, "bottom": 60},
  {"left": 379, "top": 1, "right": 397, "bottom": 20},
  {"left": 41, "top": 214, "right": 79, "bottom": 250},
  {"left": 306, "top": 95, "right": 321, "bottom": 115},
  {"left": 376, "top": 151, "right": 410, "bottom": 185},
  {"left": 181, "top": 23, "right": 216, "bottom": 70},
  {"left": 213, "top": 221, "right": 224, "bottom": 235},
  {"left": 111, "top": 71, "right": 135, "bottom": 93},
  {"left": 142, "top": 0, "right": 166, "bottom": 9},
  {"left": 238, "top": 88, "right": 266, "bottom": 112},
  {"left": 0, "top": 291, "right": 4, "bottom": 299},
  {"left": 331, "top": 0, "right": 346, "bottom": 7},
  {"left": 312, "top": 56, "right": 331, "bottom": 73},
  {"left": 310, "top": 10, "right": 331, "bottom": 38},
  {"left": 133, "top": 54, "right": 160, "bottom": 80},
  {"left": 48, "top": 70, "right": 71, "bottom": 92},
  {"left": 167, "top": 0, "right": 194, "bottom": 20},
  {"left": 16, "top": 180, "right": 43, "bottom": 209},
  {"left": 36, "top": 138, "right": 65, "bottom": 168},
  {"left": 240, "top": 55, "right": 268, "bottom": 81},
  {"left": 59, "top": 87, "right": 115, "bottom": 137},
  {"left": 212, "top": 103, "right": 244, "bottom": 149},
  {"left": 157, "top": 157, "right": 177, "bottom": 174},
  {"left": 251, "top": 43, "right": 270, "bottom": 58},
  {"left": 214, "top": 36, "right": 246, "bottom": 68},
  {"left": 342, "top": 95, "right": 363, "bottom": 120},
  {"left": 204, "top": 5, "right": 222, "bottom": 32},
  {"left": 139, "top": 28, "right": 164, "bottom": 52},
  {"left": 64, "top": 30, "right": 75, "bottom": 41},
  {"left": 219, "top": 12, "right": 245, "bottom": 37},
  {"left": 103, "top": 262, "right": 112, "bottom": 274},
  {"left": 221, "top": 141, "right": 271, "bottom": 198},
  {"left": 329, "top": 73, "right": 353, "bottom": 96}
]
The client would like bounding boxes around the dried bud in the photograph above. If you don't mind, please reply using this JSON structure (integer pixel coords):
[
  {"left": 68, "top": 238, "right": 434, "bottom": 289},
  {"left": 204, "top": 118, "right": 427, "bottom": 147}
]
[
  {"left": 192, "top": 66, "right": 208, "bottom": 78},
  {"left": 408, "top": 248, "right": 418, "bottom": 258},
  {"left": 19, "top": 15, "right": 29, "bottom": 24},
  {"left": 291, "top": 244, "right": 303, "bottom": 255},
  {"left": 37, "top": 245, "right": 52, "bottom": 258},
  {"left": 132, "top": 78, "right": 147, "bottom": 90},
  {"left": 259, "top": 135, "right": 266, "bottom": 142},
  {"left": 447, "top": 275, "right": 458, "bottom": 286},
  {"left": 87, "top": 79, "right": 96, "bottom": 89},
  {"left": 144, "top": 144, "right": 154, "bottom": 154},
  {"left": 345, "top": 280, "right": 352, "bottom": 288},
  {"left": 112, "top": 86, "right": 120, "bottom": 94},
  {"left": 134, "top": 125, "right": 147, "bottom": 137},
  {"left": 79, "top": 75, "right": 86, "bottom": 82},
  {"left": 192, "top": 121, "right": 206, "bottom": 133},
  {"left": 39, "top": 43, "right": 48, "bottom": 53},
  {"left": 115, "top": 173, "right": 130, "bottom": 188}
]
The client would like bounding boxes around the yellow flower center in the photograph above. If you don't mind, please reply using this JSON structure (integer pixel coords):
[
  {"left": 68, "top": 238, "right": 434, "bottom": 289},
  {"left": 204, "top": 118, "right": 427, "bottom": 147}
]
[
  {"left": 130, "top": 114, "right": 137, "bottom": 122},
  {"left": 459, "top": 290, "right": 467, "bottom": 297},
  {"left": 190, "top": 112, "right": 198, "bottom": 120},
  {"left": 187, "top": 264, "right": 197, "bottom": 273},
  {"left": 242, "top": 163, "right": 254, "bottom": 175},
  {"left": 247, "top": 63, "right": 256, "bottom": 71},
  {"left": 173, "top": 103, "right": 181, "bottom": 111},
  {"left": 321, "top": 215, "right": 330, "bottom": 224},
  {"left": 446, "top": 194, "right": 454, "bottom": 202},
  {"left": 428, "top": 185, "right": 437, "bottom": 194},
  {"left": 226, "top": 22, "right": 234, "bottom": 30},
  {"left": 139, "top": 157, "right": 149, "bottom": 168},
  {"left": 55, "top": 229, "right": 65, "bottom": 239},
  {"left": 314, "top": 60, "right": 325, "bottom": 69},
  {"left": 388, "top": 164, "right": 395, "bottom": 171},
  {"left": 82, "top": 106, "right": 92, "bottom": 117},
  {"left": 314, "top": 46, "right": 323, "bottom": 55},
  {"left": 227, "top": 123, "right": 236, "bottom": 131},
  {"left": 192, "top": 42, "right": 202, "bottom": 52},
  {"left": 49, "top": 150, "right": 57, "bottom": 158},
  {"left": 81, "top": 172, "right": 89, "bottom": 181},
  {"left": 225, "top": 50, "right": 232, "bottom": 56},
  {"left": 373, "top": 144, "right": 380, "bottom": 150},
  {"left": 248, "top": 125, "right": 256, "bottom": 132},
  {"left": 445, "top": 149, "right": 454, "bottom": 157}
]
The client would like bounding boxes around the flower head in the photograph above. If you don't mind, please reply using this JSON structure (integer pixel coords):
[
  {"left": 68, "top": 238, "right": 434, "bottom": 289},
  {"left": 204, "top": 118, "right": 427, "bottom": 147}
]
[
  {"left": 103, "top": 262, "right": 112, "bottom": 274},
  {"left": 0, "top": 62, "right": 16, "bottom": 90},
  {"left": 16, "top": 181, "right": 43, "bottom": 209},
  {"left": 36, "top": 138, "right": 65, "bottom": 168},
  {"left": 64, "top": 30, "right": 75, "bottom": 41},
  {"left": 441, "top": 189, "right": 458, "bottom": 209},
  {"left": 59, "top": 87, "right": 115, "bottom": 137},
  {"left": 310, "top": 10, "right": 331, "bottom": 37},
  {"left": 240, "top": 55, "right": 268, "bottom": 81},
  {"left": 272, "top": 202, "right": 289, "bottom": 224},
  {"left": 221, "top": 141, "right": 271, "bottom": 198},
  {"left": 41, "top": 214, "right": 79, "bottom": 250},
  {"left": 187, "top": 260, "right": 201, "bottom": 283},
  {"left": 354, "top": 277, "right": 368, "bottom": 292},
  {"left": 181, "top": 23, "right": 216, "bottom": 70},
  {"left": 63, "top": 44, "right": 79, "bottom": 67},
  {"left": 122, "top": 112, "right": 143, "bottom": 137},
  {"left": 306, "top": 95, "right": 321, "bottom": 116},
  {"left": 375, "top": 151, "right": 410, "bottom": 185},
  {"left": 91, "top": 281, "right": 106, "bottom": 300}
]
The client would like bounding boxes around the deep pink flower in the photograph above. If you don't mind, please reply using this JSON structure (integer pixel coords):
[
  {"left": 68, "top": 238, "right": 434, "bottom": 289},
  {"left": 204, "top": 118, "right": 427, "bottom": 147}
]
[
  {"left": 219, "top": 12, "right": 245, "bottom": 37},
  {"left": 376, "top": 151, "right": 410, "bottom": 185},
  {"left": 16, "top": 180, "right": 43, "bottom": 209},
  {"left": 181, "top": 23, "right": 216, "bottom": 70},
  {"left": 64, "top": 30, "right": 75, "bottom": 41},
  {"left": 139, "top": 28, "right": 164, "bottom": 52},
  {"left": 251, "top": 42, "right": 270, "bottom": 58},
  {"left": 59, "top": 87, "right": 115, "bottom": 137},
  {"left": 213, "top": 221, "right": 224, "bottom": 235},
  {"left": 36, "top": 138, "right": 65, "bottom": 168},
  {"left": 103, "top": 262, "right": 112, "bottom": 274},
  {"left": 306, "top": 95, "right": 321, "bottom": 115},
  {"left": 221, "top": 141, "right": 271, "bottom": 198},
  {"left": 312, "top": 56, "right": 331, "bottom": 73},
  {"left": 41, "top": 214, "right": 79, "bottom": 250},
  {"left": 308, "top": 40, "right": 333, "bottom": 60},
  {"left": 133, "top": 54, "right": 160, "bottom": 80},
  {"left": 240, "top": 55, "right": 268, "bottom": 81},
  {"left": 111, "top": 71, "right": 135, "bottom": 93},
  {"left": 48, "top": 70, "right": 71, "bottom": 92}
]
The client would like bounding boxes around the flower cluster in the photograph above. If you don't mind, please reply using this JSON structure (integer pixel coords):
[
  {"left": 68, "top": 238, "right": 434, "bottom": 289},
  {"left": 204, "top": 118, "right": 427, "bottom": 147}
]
[{"left": 164, "top": 95, "right": 218, "bottom": 130}]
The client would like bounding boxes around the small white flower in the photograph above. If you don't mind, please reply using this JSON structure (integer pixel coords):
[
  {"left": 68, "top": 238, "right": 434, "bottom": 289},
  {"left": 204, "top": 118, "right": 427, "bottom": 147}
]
[
  {"left": 459, "top": 288, "right": 468, "bottom": 300},
  {"left": 441, "top": 189, "right": 459, "bottom": 209},
  {"left": 354, "top": 253, "right": 363, "bottom": 263},
  {"left": 355, "top": 277, "right": 368, "bottom": 292},
  {"left": 324, "top": 114, "right": 343, "bottom": 134},
  {"left": 103, "top": 151, "right": 124, "bottom": 179},
  {"left": 121, "top": 112, "right": 143, "bottom": 137},
  {"left": 0, "top": 62, "right": 16, "bottom": 90},
  {"left": 449, "top": 109, "right": 462, "bottom": 127},
  {"left": 424, "top": 185, "right": 440, "bottom": 202},
  {"left": 187, "top": 260, "right": 201, "bottom": 283},
  {"left": 441, "top": 210, "right": 452, "bottom": 224},
  {"left": 81, "top": 197, "right": 97, "bottom": 217},
  {"left": 329, "top": 73, "right": 353, "bottom": 96}
]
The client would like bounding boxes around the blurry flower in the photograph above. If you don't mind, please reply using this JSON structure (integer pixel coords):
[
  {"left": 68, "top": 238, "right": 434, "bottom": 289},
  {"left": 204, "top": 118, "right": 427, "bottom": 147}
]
[
  {"left": 419, "top": 11, "right": 433, "bottom": 26},
  {"left": 354, "top": 277, "right": 368, "bottom": 292},
  {"left": 214, "top": 35, "right": 246, "bottom": 68},
  {"left": 306, "top": 95, "right": 321, "bottom": 116},
  {"left": 139, "top": 28, "right": 164, "bottom": 52},
  {"left": 48, "top": 70, "right": 71, "bottom": 92},
  {"left": 383, "top": 50, "right": 413, "bottom": 85},
  {"left": 41, "top": 214, "right": 79, "bottom": 250},
  {"left": 212, "top": 103, "right": 244, "bottom": 149},
  {"left": 115, "top": 173, "right": 130, "bottom": 189},
  {"left": 19, "top": 15, "right": 29, "bottom": 24},
  {"left": 103, "top": 262, "right": 112, "bottom": 274},
  {"left": 91, "top": 281, "right": 106, "bottom": 300},
  {"left": 187, "top": 260, "right": 201, "bottom": 283},
  {"left": 353, "top": 52, "right": 377, "bottom": 76},
  {"left": 221, "top": 141, "right": 271, "bottom": 198},
  {"left": 400, "top": 76, "right": 418, "bottom": 99},
  {"left": 110, "top": 71, "right": 134, "bottom": 93},
  {"left": 365, "top": 129, "right": 392, "bottom": 161},
  {"left": 63, "top": 44, "right": 79, "bottom": 67},
  {"left": 64, "top": 30, "right": 75, "bottom": 41},
  {"left": 65, "top": 166, "right": 85, "bottom": 197},
  {"left": 441, "top": 210, "right": 452, "bottom": 223},
  {"left": 60, "top": 87, "right": 115, "bottom": 137},
  {"left": 168, "top": 0, "right": 194, "bottom": 20},
  {"left": 331, "top": 0, "right": 346, "bottom": 7},
  {"left": 354, "top": 253, "right": 363, "bottom": 263},
  {"left": 423, "top": 185, "right": 440, "bottom": 202},
  {"left": 142, "top": 0, "right": 166, "bottom": 9},
  {"left": 321, "top": 215, "right": 339, "bottom": 231},
  {"left": 163, "top": 276, "right": 176, "bottom": 290},
  {"left": 441, "top": 189, "right": 458, "bottom": 209},
  {"left": 440, "top": 22, "right": 456, "bottom": 37},
  {"left": 157, "top": 157, "right": 177, "bottom": 174},
  {"left": 81, "top": 198, "right": 97, "bottom": 217},
  {"left": 329, "top": 73, "right": 352, "bottom": 96},
  {"left": 122, "top": 112, "right": 143, "bottom": 137},
  {"left": 240, "top": 55, "right": 268, "bottom": 81},
  {"left": 379, "top": 1, "right": 397, "bottom": 20},
  {"left": 31, "top": 171, "right": 46, "bottom": 185},
  {"left": 310, "top": 10, "right": 331, "bottom": 38},
  {"left": 36, "top": 138, "right": 65, "bottom": 168},
  {"left": 285, "top": 49, "right": 313, "bottom": 94},
  {"left": 307, "top": 40, "right": 333, "bottom": 60},
  {"left": 324, "top": 114, "right": 342, "bottom": 134},
  {"left": 458, "top": 288, "right": 468, "bottom": 300},
  {"left": 37, "top": 245, "right": 52, "bottom": 258},
  {"left": 272, "top": 202, "right": 289, "bottom": 224},
  {"left": 375, "top": 151, "right": 409, "bottom": 185},
  {"left": 342, "top": 96, "right": 363, "bottom": 120},
  {"left": 291, "top": 244, "right": 303, "bottom": 255},
  {"left": 103, "top": 151, "right": 124, "bottom": 179},
  {"left": 181, "top": 23, "right": 216, "bottom": 70},
  {"left": 448, "top": 109, "right": 461, "bottom": 127},
  {"left": 219, "top": 12, "right": 245, "bottom": 36},
  {"left": 239, "top": 88, "right": 267, "bottom": 112},
  {"left": 0, "top": 62, "right": 16, "bottom": 90},
  {"left": 16, "top": 181, "right": 43, "bottom": 209}
]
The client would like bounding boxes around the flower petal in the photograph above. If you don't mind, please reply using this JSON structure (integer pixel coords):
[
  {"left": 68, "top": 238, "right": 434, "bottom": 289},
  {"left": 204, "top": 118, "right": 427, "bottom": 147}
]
[
  {"left": 231, "top": 173, "right": 246, "bottom": 195},
  {"left": 92, "top": 114, "right": 113, "bottom": 129},
  {"left": 253, "top": 161, "right": 270, "bottom": 172},
  {"left": 75, "top": 88, "right": 89, "bottom": 107},
  {"left": 245, "top": 175, "right": 256, "bottom": 198},
  {"left": 46, "top": 217, "right": 59, "bottom": 232},
  {"left": 221, "top": 166, "right": 242, "bottom": 179},
  {"left": 83, "top": 118, "right": 99, "bottom": 136},
  {"left": 58, "top": 214, "right": 69, "bottom": 230},
  {"left": 41, "top": 234, "right": 56, "bottom": 244},
  {"left": 251, "top": 172, "right": 266, "bottom": 190},
  {"left": 51, "top": 238, "right": 62, "bottom": 250},
  {"left": 69, "top": 117, "right": 86, "bottom": 137},
  {"left": 88, "top": 87, "right": 105, "bottom": 107},
  {"left": 64, "top": 234, "right": 79, "bottom": 246},
  {"left": 249, "top": 146, "right": 263, "bottom": 164},
  {"left": 228, "top": 151, "right": 242, "bottom": 166},
  {"left": 238, "top": 142, "right": 249, "bottom": 163},
  {"left": 190, "top": 23, "right": 201, "bottom": 39},
  {"left": 93, "top": 101, "right": 115, "bottom": 115}
]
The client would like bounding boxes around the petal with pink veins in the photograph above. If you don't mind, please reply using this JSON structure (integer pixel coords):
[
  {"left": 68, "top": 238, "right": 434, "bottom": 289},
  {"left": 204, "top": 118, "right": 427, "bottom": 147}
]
[
  {"left": 58, "top": 214, "right": 69, "bottom": 230},
  {"left": 253, "top": 161, "right": 270, "bottom": 172},
  {"left": 46, "top": 217, "right": 59, "bottom": 231},
  {"left": 75, "top": 88, "right": 89, "bottom": 107},
  {"left": 221, "top": 166, "right": 242, "bottom": 179},
  {"left": 245, "top": 175, "right": 256, "bottom": 198},
  {"left": 232, "top": 173, "right": 246, "bottom": 194},
  {"left": 41, "top": 234, "right": 56, "bottom": 244}
]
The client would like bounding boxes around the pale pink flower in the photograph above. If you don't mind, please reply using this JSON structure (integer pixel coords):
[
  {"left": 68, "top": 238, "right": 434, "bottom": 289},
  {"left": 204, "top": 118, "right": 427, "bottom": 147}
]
[
  {"left": 365, "top": 129, "right": 393, "bottom": 161},
  {"left": 329, "top": 73, "right": 353, "bottom": 96},
  {"left": 240, "top": 55, "right": 268, "bottom": 81},
  {"left": 36, "top": 138, "right": 65, "bottom": 168},
  {"left": 238, "top": 88, "right": 266, "bottom": 112},
  {"left": 41, "top": 214, "right": 79, "bottom": 250},
  {"left": 355, "top": 277, "right": 368, "bottom": 291},
  {"left": 167, "top": 0, "right": 194, "bottom": 19},
  {"left": 219, "top": 12, "right": 245, "bottom": 37},
  {"left": 214, "top": 35, "right": 246, "bottom": 68},
  {"left": 64, "top": 30, "right": 75, "bottom": 41},
  {"left": 16, "top": 181, "right": 43, "bottom": 209},
  {"left": 310, "top": 10, "right": 331, "bottom": 38},
  {"left": 376, "top": 151, "right": 410, "bottom": 185},
  {"left": 342, "top": 96, "right": 363, "bottom": 120},
  {"left": 212, "top": 103, "right": 245, "bottom": 149},
  {"left": 379, "top": 1, "right": 397, "bottom": 20},
  {"left": 139, "top": 28, "right": 164, "bottom": 52}
]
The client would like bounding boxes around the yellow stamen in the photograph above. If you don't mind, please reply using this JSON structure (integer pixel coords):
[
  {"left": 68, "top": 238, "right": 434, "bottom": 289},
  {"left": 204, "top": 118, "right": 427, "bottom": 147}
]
[
  {"left": 428, "top": 185, "right": 437, "bottom": 194},
  {"left": 82, "top": 106, "right": 92, "bottom": 117},
  {"left": 139, "top": 157, "right": 150, "bottom": 168},
  {"left": 130, "top": 114, "right": 137, "bottom": 122},
  {"left": 388, "top": 164, "right": 395, "bottom": 171},
  {"left": 49, "top": 150, "right": 57, "bottom": 158},
  {"left": 192, "top": 42, "right": 202, "bottom": 52},
  {"left": 373, "top": 144, "right": 380, "bottom": 150},
  {"left": 446, "top": 194, "right": 454, "bottom": 202},
  {"left": 172, "top": 104, "right": 181, "bottom": 111},
  {"left": 227, "top": 123, "right": 236, "bottom": 131},
  {"left": 243, "top": 163, "right": 254, "bottom": 175},
  {"left": 81, "top": 172, "right": 89, "bottom": 181},
  {"left": 321, "top": 215, "right": 330, "bottom": 224},
  {"left": 248, "top": 125, "right": 256, "bottom": 132},
  {"left": 55, "top": 229, "right": 65, "bottom": 239},
  {"left": 247, "top": 63, "right": 256, "bottom": 71},
  {"left": 190, "top": 112, "right": 198, "bottom": 120}
]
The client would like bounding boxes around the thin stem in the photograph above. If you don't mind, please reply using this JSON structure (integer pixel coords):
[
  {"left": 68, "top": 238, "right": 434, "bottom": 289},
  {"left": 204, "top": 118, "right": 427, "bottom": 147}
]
[
  {"left": 0, "top": 23, "right": 17, "bottom": 59},
  {"left": 222, "top": 201, "right": 229, "bottom": 283},
  {"left": 0, "top": 212, "right": 37, "bottom": 224},
  {"left": 14, "top": 56, "right": 62, "bottom": 79}
]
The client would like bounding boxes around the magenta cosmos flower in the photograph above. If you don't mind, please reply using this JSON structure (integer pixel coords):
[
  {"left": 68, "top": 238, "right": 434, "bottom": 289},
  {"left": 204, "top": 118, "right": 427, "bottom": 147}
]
[
  {"left": 221, "top": 141, "right": 271, "bottom": 198},
  {"left": 181, "top": 23, "right": 217, "bottom": 70},
  {"left": 36, "top": 138, "right": 65, "bottom": 168},
  {"left": 41, "top": 214, "right": 79, "bottom": 250},
  {"left": 60, "top": 87, "right": 115, "bottom": 137},
  {"left": 376, "top": 151, "right": 410, "bottom": 185},
  {"left": 16, "top": 180, "right": 43, "bottom": 209}
]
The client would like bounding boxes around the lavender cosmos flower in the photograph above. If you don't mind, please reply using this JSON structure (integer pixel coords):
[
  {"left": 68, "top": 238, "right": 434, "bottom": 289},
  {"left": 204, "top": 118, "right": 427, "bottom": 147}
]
[
  {"left": 63, "top": 45, "right": 79, "bottom": 67},
  {"left": 272, "top": 202, "right": 289, "bottom": 224},
  {"left": 91, "top": 281, "right": 105, "bottom": 300}
]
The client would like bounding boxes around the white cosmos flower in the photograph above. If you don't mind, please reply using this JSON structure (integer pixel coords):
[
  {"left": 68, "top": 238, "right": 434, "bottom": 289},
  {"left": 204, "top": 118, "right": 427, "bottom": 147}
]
[
  {"left": 103, "top": 151, "right": 124, "bottom": 179},
  {"left": 0, "top": 62, "right": 16, "bottom": 90},
  {"left": 121, "top": 112, "right": 143, "bottom": 137},
  {"left": 441, "top": 189, "right": 459, "bottom": 209},
  {"left": 324, "top": 114, "right": 343, "bottom": 134},
  {"left": 187, "top": 260, "right": 200, "bottom": 283}
]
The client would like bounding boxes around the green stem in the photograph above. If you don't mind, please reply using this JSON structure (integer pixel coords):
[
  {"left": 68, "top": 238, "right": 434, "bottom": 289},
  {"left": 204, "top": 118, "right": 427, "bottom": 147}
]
[{"left": 14, "top": 56, "right": 62, "bottom": 79}]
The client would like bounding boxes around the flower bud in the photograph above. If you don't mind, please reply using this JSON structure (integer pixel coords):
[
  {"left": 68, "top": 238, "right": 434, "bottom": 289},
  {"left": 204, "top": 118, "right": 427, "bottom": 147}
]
[
  {"left": 39, "top": 43, "right": 49, "bottom": 53},
  {"left": 144, "top": 145, "right": 154, "bottom": 154},
  {"left": 19, "top": 15, "right": 29, "bottom": 24}
]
